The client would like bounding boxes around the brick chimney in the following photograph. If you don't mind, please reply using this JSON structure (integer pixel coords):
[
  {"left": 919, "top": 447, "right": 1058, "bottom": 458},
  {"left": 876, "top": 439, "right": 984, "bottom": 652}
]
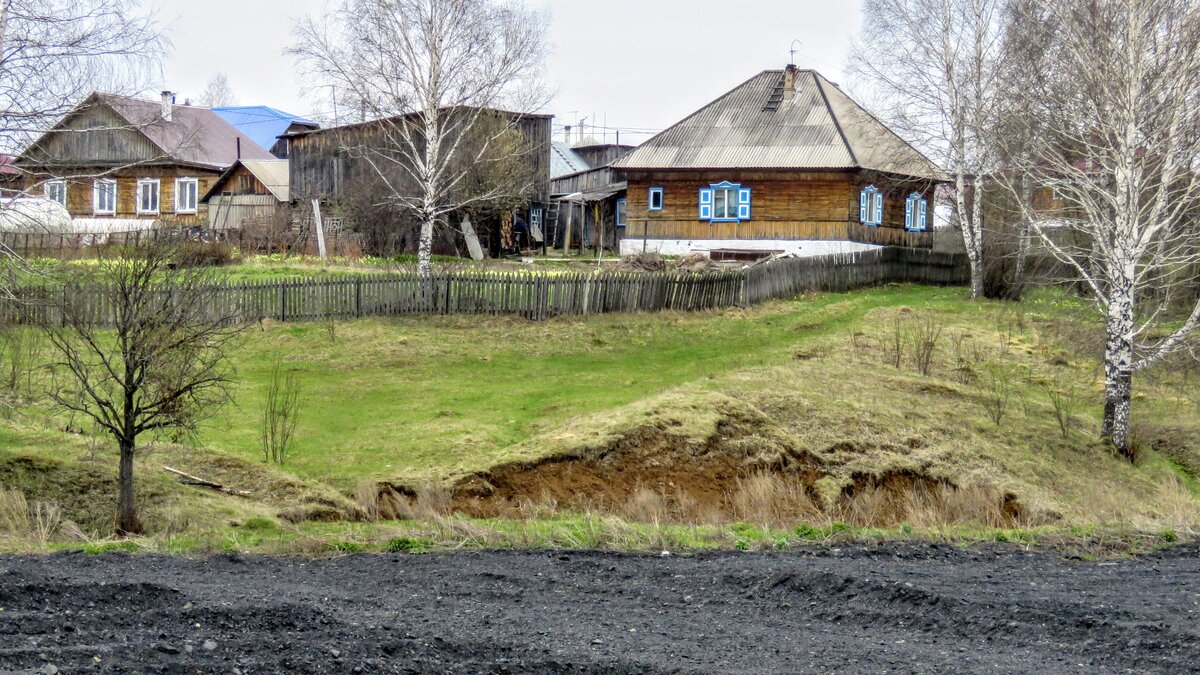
[
  {"left": 161, "top": 91, "right": 175, "bottom": 122},
  {"left": 783, "top": 64, "right": 799, "bottom": 102}
]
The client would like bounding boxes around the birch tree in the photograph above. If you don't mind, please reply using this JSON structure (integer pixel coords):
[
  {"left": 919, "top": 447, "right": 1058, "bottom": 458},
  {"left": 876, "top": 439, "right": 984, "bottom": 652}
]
[
  {"left": 200, "top": 73, "right": 238, "bottom": 108},
  {"left": 851, "top": 0, "right": 1007, "bottom": 298},
  {"left": 1013, "top": 0, "right": 1200, "bottom": 457},
  {"left": 290, "top": 0, "right": 549, "bottom": 278}
]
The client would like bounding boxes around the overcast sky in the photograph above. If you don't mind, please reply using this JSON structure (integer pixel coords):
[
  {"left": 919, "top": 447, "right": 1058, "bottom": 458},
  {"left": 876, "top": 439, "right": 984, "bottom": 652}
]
[{"left": 155, "top": 0, "right": 864, "bottom": 145}]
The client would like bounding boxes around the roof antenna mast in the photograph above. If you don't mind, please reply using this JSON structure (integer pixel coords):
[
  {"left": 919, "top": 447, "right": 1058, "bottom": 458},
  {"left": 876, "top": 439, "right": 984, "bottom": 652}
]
[{"left": 789, "top": 39, "right": 802, "bottom": 67}]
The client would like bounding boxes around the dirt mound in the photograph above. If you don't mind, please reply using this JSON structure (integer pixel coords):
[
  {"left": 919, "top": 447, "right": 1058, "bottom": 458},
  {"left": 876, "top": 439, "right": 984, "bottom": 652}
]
[{"left": 446, "top": 420, "right": 1025, "bottom": 527}]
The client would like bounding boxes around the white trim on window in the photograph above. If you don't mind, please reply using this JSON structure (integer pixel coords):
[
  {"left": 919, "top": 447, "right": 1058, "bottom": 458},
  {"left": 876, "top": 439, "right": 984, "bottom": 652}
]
[
  {"left": 93, "top": 179, "right": 117, "bottom": 215},
  {"left": 175, "top": 177, "right": 199, "bottom": 214},
  {"left": 137, "top": 178, "right": 161, "bottom": 215},
  {"left": 648, "top": 187, "right": 664, "bottom": 212},
  {"left": 45, "top": 180, "right": 67, "bottom": 207}
]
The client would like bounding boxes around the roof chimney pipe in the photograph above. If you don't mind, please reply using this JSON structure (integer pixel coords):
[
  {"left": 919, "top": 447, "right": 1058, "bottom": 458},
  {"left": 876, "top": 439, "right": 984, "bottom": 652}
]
[
  {"left": 161, "top": 91, "right": 175, "bottom": 122},
  {"left": 783, "top": 64, "right": 799, "bottom": 102}
]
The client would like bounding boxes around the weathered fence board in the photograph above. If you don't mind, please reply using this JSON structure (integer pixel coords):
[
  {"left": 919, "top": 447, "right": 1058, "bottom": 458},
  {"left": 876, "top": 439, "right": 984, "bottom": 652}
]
[{"left": 0, "top": 247, "right": 969, "bottom": 327}]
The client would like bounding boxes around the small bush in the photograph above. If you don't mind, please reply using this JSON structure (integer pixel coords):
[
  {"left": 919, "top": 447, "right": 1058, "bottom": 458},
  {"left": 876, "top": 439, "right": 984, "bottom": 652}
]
[
  {"left": 240, "top": 517, "right": 280, "bottom": 533},
  {"left": 1162, "top": 529, "right": 1178, "bottom": 544},
  {"left": 326, "top": 541, "right": 366, "bottom": 554},
  {"left": 980, "top": 365, "right": 1015, "bottom": 427},
  {"left": 734, "top": 538, "right": 750, "bottom": 551},
  {"left": 385, "top": 536, "right": 430, "bottom": 554},
  {"left": 261, "top": 360, "right": 302, "bottom": 465},
  {"left": 83, "top": 540, "right": 140, "bottom": 555},
  {"left": 907, "top": 314, "right": 944, "bottom": 377}
]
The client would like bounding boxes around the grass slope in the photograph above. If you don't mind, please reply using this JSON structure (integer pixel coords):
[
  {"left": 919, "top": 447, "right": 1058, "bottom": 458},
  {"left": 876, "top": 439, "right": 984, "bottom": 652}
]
[{"left": 2, "top": 284, "right": 1198, "bottom": 553}]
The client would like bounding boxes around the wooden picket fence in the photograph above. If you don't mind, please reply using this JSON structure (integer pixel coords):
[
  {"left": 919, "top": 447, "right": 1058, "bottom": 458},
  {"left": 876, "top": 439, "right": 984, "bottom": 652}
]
[{"left": 0, "top": 247, "right": 969, "bottom": 327}]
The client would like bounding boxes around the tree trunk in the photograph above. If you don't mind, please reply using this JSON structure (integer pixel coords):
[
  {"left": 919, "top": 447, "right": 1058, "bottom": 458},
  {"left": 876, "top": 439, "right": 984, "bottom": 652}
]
[
  {"left": 116, "top": 438, "right": 142, "bottom": 535},
  {"left": 1012, "top": 174, "right": 1035, "bottom": 300},
  {"left": 1101, "top": 295, "right": 1135, "bottom": 459},
  {"left": 418, "top": 217, "right": 435, "bottom": 309}
]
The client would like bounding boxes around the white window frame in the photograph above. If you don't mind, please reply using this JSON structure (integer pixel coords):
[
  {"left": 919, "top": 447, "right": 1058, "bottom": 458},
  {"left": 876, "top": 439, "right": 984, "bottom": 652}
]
[
  {"left": 860, "top": 185, "right": 884, "bottom": 226},
  {"left": 616, "top": 198, "right": 627, "bottom": 228},
  {"left": 648, "top": 187, "right": 664, "bottom": 212},
  {"left": 136, "top": 178, "right": 160, "bottom": 215},
  {"left": 175, "top": 177, "right": 199, "bottom": 214},
  {"left": 93, "top": 179, "right": 117, "bottom": 215},
  {"left": 712, "top": 185, "right": 739, "bottom": 221},
  {"left": 45, "top": 180, "right": 67, "bottom": 207}
]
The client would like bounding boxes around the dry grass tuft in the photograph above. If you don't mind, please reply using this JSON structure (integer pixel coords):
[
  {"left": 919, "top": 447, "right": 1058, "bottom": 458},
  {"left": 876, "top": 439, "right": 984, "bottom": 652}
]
[{"left": 0, "top": 489, "right": 62, "bottom": 547}]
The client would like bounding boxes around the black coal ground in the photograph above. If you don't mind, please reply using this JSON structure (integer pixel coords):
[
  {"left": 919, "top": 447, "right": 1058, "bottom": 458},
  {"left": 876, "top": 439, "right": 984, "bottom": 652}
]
[{"left": 1, "top": 543, "right": 1198, "bottom": 674}]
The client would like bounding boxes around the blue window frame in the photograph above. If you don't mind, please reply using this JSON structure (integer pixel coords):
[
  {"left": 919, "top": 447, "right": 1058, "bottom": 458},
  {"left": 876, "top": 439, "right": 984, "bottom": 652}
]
[
  {"left": 648, "top": 187, "right": 664, "bottom": 212},
  {"left": 698, "top": 181, "right": 752, "bottom": 223},
  {"left": 905, "top": 193, "right": 928, "bottom": 231},
  {"left": 616, "top": 198, "right": 627, "bottom": 228},
  {"left": 860, "top": 185, "right": 883, "bottom": 226}
]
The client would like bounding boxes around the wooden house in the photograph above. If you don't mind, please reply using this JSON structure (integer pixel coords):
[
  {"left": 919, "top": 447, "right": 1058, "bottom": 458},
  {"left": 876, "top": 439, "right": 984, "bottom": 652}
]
[
  {"left": 13, "top": 92, "right": 275, "bottom": 228},
  {"left": 612, "top": 66, "right": 946, "bottom": 258},
  {"left": 549, "top": 144, "right": 634, "bottom": 253},
  {"left": 286, "top": 108, "right": 552, "bottom": 255}
]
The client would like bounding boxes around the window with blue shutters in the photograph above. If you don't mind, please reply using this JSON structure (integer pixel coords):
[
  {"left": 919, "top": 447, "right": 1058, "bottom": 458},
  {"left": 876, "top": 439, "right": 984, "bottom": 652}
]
[
  {"left": 860, "top": 185, "right": 883, "bottom": 226},
  {"left": 699, "top": 181, "right": 752, "bottom": 223},
  {"left": 905, "top": 193, "right": 928, "bottom": 231}
]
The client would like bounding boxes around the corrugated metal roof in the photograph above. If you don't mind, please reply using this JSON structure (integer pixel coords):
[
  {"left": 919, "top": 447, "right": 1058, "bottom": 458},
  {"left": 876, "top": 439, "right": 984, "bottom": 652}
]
[
  {"left": 212, "top": 106, "right": 319, "bottom": 153},
  {"left": 551, "top": 141, "right": 589, "bottom": 178},
  {"left": 100, "top": 94, "right": 277, "bottom": 169},
  {"left": 239, "top": 159, "right": 290, "bottom": 201},
  {"left": 613, "top": 69, "right": 945, "bottom": 180}
]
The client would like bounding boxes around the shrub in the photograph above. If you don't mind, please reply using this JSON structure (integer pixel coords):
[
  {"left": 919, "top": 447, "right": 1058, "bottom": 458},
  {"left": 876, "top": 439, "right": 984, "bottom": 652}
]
[
  {"left": 326, "top": 541, "right": 366, "bottom": 554},
  {"left": 385, "top": 536, "right": 430, "bottom": 554},
  {"left": 907, "top": 313, "right": 944, "bottom": 377},
  {"left": 261, "top": 360, "right": 301, "bottom": 465},
  {"left": 240, "top": 517, "right": 280, "bottom": 533},
  {"left": 980, "top": 365, "right": 1015, "bottom": 427}
]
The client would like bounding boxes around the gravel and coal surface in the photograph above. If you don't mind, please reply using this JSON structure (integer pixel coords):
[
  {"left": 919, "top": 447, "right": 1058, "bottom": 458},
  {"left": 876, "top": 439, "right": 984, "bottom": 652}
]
[{"left": 1, "top": 542, "right": 1198, "bottom": 673}]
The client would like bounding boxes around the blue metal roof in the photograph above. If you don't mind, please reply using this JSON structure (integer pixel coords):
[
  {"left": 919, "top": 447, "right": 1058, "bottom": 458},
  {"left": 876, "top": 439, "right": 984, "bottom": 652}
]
[{"left": 211, "top": 106, "right": 318, "bottom": 152}]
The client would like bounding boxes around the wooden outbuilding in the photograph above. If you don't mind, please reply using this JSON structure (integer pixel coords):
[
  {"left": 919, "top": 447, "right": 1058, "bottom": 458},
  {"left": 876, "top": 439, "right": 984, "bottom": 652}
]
[{"left": 612, "top": 66, "right": 946, "bottom": 258}]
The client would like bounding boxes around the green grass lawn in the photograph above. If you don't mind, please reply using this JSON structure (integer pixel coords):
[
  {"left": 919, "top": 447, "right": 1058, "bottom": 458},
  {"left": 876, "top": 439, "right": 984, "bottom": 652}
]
[
  {"left": 204, "top": 285, "right": 961, "bottom": 484},
  {"left": 3, "top": 282, "right": 1200, "bottom": 553}
]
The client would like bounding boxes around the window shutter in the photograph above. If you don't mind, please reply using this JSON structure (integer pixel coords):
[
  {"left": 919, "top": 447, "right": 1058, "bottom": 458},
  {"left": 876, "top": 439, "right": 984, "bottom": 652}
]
[
  {"left": 905, "top": 197, "right": 914, "bottom": 229},
  {"left": 920, "top": 199, "right": 928, "bottom": 230},
  {"left": 874, "top": 193, "right": 883, "bottom": 225},
  {"left": 699, "top": 188, "right": 713, "bottom": 220},
  {"left": 859, "top": 189, "right": 868, "bottom": 222},
  {"left": 737, "top": 188, "right": 752, "bottom": 220}
]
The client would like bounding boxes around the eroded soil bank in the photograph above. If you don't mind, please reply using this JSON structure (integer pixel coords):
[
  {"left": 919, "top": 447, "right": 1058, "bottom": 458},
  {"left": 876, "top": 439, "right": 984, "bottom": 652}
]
[{"left": 2, "top": 543, "right": 1198, "bottom": 673}]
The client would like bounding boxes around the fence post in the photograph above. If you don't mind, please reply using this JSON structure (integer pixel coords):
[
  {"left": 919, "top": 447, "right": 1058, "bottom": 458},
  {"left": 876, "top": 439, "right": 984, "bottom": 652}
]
[
  {"left": 280, "top": 283, "right": 287, "bottom": 322},
  {"left": 355, "top": 277, "right": 362, "bottom": 318}
]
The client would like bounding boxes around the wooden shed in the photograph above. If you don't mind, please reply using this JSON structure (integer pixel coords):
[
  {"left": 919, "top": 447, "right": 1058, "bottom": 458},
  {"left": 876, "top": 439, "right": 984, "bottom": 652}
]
[
  {"left": 203, "top": 159, "right": 290, "bottom": 231},
  {"left": 612, "top": 66, "right": 946, "bottom": 258}
]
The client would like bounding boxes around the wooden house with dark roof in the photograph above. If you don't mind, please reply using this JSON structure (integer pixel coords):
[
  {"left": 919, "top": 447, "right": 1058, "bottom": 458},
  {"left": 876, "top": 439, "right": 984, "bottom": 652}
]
[
  {"left": 13, "top": 92, "right": 275, "bottom": 226},
  {"left": 612, "top": 65, "right": 946, "bottom": 257}
]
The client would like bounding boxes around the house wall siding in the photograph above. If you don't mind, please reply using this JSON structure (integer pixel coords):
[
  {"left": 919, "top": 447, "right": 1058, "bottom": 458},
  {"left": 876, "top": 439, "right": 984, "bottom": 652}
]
[
  {"left": 621, "top": 170, "right": 935, "bottom": 248},
  {"left": 22, "top": 167, "right": 219, "bottom": 225}
]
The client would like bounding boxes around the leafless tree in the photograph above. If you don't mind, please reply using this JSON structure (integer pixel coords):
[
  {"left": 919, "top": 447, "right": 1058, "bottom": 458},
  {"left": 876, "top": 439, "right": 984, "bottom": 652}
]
[
  {"left": 199, "top": 72, "right": 237, "bottom": 108},
  {"left": 261, "top": 359, "right": 301, "bottom": 465},
  {"left": 851, "top": 0, "right": 1007, "bottom": 298},
  {"left": 1010, "top": 0, "right": 1200, "bottom": 458},
  {"left": 290, "top": 0, "right": 549, "bottom": 279},
  {"left": 0, "top": 0, "right": 163, "bottom": 155},
  {"left": 32, "top": 242, "right": 244, "bottom": 534},
  {"left": 0, "top": 0, "right": 163, "bottom": 280}
]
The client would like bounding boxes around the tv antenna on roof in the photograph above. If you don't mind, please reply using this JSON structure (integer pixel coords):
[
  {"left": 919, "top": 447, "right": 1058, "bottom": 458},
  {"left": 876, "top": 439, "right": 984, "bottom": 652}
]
[{"left": 790, "top": 39, "right": 803, "bottom": 66}]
